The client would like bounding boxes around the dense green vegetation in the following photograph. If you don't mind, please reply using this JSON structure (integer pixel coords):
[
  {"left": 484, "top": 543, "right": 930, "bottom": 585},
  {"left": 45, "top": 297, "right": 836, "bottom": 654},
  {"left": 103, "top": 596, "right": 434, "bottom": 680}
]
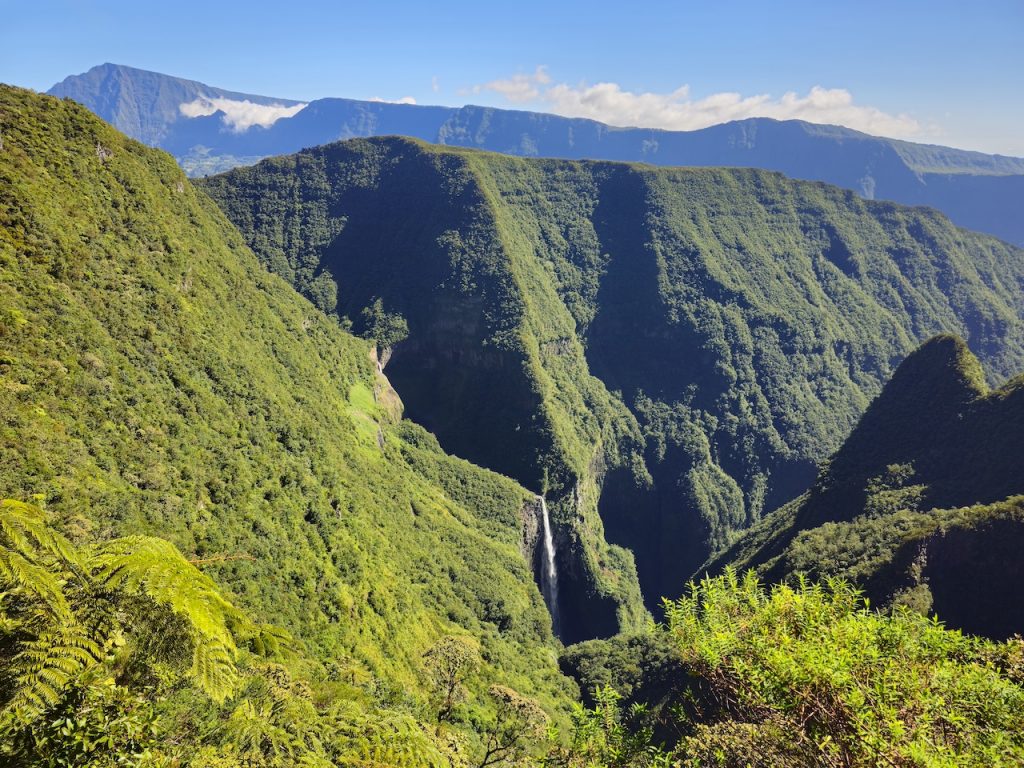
[
  {"left": 5, "top": 84, "right": 1024, "bottom": 766},
  {"left": 1, "top": 499, "right": 559, "bottom": 766},
  {"left": 663, "top": 572, "right": 1024, "bottom": 765},
  {"left": 11, "top": 497, "right": 1020, "bottom": 766},
  {"left": 202, "top": 138, "right": 652, "bottom": 643},
  {"left": 0, "top": 85, "right": 580, "bottom": 762},
  {"left": 2, "top": 498, "right": 246, "bottom": 765},
  {"left": 553, "top": 571, "right": 1024, "bottom": 767},
  {"left": 708, "top": 335, "right": 1024, "bottom": 638},
  {"left": 202, "top": 137, "right": 1024, "bottom": 625}
]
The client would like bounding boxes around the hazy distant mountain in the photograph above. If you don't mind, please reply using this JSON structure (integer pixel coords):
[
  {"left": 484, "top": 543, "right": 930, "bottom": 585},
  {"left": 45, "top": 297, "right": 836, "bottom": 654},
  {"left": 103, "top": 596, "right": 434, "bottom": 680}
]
[
  {"left": 49, "top": 64, "right": 1024, "bottom": 245},
  {"left": 48, "top": 63, "right": 304, "bottom": 146}
]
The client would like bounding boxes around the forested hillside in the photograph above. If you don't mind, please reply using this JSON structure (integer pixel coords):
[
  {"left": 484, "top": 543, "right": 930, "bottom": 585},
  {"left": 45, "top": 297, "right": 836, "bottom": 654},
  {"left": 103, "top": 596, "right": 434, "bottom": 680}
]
[
  {"left": 707, "top": 335, "right": 1024, "bottom": 638},
  {"left": 4, "top": 84, "right": 1024, "bottom": 768},
  {"left": 202, "top": 137, "right": 1024, "bottom": 617},
  {"left": 0, "top": 84, "right": 582, "bottom": 762}
]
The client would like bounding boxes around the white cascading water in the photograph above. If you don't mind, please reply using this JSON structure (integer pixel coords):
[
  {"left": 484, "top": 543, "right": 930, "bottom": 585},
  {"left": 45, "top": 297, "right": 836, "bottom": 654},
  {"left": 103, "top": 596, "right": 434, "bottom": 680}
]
[{"left": 537, "top": 496, "right": 560, "bottom": 636}]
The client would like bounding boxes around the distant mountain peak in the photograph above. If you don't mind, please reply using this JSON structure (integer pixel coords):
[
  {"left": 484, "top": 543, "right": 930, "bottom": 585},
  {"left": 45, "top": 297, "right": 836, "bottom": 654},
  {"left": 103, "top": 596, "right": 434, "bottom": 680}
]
[
  {"left": 47, "top": 63, "right": 1024, "bottom": 244},
  {"left": 874, "top": 333, "right": 989, "bottom": 409},
  {"left": 48, "top": 63, "right": 302, "bottom": 145},
  {"left": 799, "top": 334, "right": 993, "bottom": 523}
]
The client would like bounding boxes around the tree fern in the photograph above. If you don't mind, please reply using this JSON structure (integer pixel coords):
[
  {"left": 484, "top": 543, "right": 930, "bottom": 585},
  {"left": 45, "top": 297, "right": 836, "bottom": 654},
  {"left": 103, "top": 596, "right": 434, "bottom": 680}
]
[
  {"left": 0, "top": 499, "right": 81, "bottom": 565},
  {"left": 243, "top": 622, "right": 297, "bottom": 658},
  {"left": 332, "top": 709, "right": 452, "bottom": 768},
  {"left": 215, "top": 662, "right": 333, "bottom": 766},
  {"left": 91, "top": 535, "right": 242, "bottom": 701},
  {"left": 0, "top": 499, "right": 79, "bottom": 620},
  {"left": 6, "top": 623, "right": 102, "bottom": 715},
  {"left": 0, "top": 499, "right": 244, "bottom": 735},
  {"left": 223, "top": 698, "right": 300, "bottom": 760}
]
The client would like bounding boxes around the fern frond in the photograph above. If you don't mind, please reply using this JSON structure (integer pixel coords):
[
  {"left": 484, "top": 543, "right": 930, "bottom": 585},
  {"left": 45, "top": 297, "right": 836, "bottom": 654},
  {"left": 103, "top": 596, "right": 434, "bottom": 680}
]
[
  {"left": 5, "top": 623, "right": 102, "bottom": 719},
  {"left": 333, "top": 710, "right": 450, "bottom": 768},
  {"left": 244, "top": 623, "right": 297, "bottom": 658},
  {"left": 0, "top": 549, "right": 72, "bottom": 620},
  {"left": 0, "top": 500, "right": 81, "bottom": 567},
  {"left": 191, "top": 635, "right": 239, "bottom": 703},
  {"left": 90, "top": 535, "right": 241, "bottom": 701},
  {"left": 223, "top": 698, "right": 300, "bottom": 758},
  {"left": 1, "top": 499, "right": 248, "bottom": 721},
  {"left": 91, "top": 536, "right": 240, "bottom": 637}
]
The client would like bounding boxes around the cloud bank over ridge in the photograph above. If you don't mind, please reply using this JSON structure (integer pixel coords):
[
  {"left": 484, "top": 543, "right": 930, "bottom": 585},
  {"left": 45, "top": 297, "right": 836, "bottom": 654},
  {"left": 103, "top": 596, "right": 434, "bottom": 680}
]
[
  {"left": 473, "top": 67, "right": 922, "bottom": 139},
  {"left": 179, "top": 96, "right": 307, "bottom": 132}
]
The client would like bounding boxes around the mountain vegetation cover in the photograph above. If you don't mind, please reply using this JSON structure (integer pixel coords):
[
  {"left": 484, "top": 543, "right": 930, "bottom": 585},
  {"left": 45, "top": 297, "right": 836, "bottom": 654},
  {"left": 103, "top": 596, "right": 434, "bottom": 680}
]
[
  {"left": 201, "top": 136, "right": 1024, "bottom": 629},
  {"left": 3, "top": 84, "right": 1024, "bottom": 766},
  {"left": 0, "top": 84, "right": 575, "bottom": 764},
  {"left": 706, "top": 334, "right": 1024, "bottom": 638}
]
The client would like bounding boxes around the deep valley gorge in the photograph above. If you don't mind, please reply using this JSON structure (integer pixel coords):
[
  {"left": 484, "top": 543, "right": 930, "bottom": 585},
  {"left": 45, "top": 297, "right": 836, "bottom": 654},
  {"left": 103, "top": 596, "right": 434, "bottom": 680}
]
[
  {"left": 201, "top": 136, "right": 1024, "bottom": 641},
  {"left": 3, "top": 25, "right": 1024, "bottom": 765}
]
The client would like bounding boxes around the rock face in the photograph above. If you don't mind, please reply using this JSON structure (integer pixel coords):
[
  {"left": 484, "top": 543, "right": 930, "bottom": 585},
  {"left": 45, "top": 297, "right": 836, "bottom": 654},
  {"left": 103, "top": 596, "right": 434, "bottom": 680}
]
[
  {"left": 202, "top": 138, "right": 1024, "bottom": 630},
  {"left": 919, "top": 518, "right": 1024, "bottom": 639},
  {"left": 519, "top": 496, "right": 542, "bottom": 567}
]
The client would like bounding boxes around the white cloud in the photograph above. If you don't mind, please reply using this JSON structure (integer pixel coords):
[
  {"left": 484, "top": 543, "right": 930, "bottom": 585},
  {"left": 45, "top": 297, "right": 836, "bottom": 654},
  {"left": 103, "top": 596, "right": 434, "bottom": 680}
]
[
  {"left": 473, "top": 66, "right": 552, "bottom": 104},
  {"left": 179, "top": 96, "right": 307, "bottom": 132},
  {"left": 432, "top": 76, "right": 440, "bottom": 93},
  {"left": 472, "top": 71, "right": 922, "bottom": 139},
  {"left": 369, "top": 96, "right": 418, "bottom": 104}
]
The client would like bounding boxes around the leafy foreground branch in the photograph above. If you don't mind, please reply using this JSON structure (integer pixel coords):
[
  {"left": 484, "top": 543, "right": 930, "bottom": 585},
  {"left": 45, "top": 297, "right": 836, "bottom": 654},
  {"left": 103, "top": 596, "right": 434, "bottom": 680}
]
[
  {"left": 3, "top": 497, "right": 1023, "bottom": 767},
  {"left": 551, "top": 570, "right": 1024, "bottom": 767}
]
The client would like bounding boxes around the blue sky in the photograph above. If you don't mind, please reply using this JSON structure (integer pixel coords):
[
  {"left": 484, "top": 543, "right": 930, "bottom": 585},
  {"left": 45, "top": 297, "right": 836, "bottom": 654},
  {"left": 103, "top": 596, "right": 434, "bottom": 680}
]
[{"left": 4, "top": 0, "right": 1023, "bottom": 154}]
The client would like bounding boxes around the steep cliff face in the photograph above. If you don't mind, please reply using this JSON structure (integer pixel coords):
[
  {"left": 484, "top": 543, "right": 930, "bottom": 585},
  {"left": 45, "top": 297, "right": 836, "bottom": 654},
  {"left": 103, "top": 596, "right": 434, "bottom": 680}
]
[
  {"left": 0, "top": 86, "right": 574, "bottom": 709},
  {"left": 202, "top": 138, "right": 1024, "bottom": 624},
  {"left": 710, "top": 337, "right": 1024, "bottom": 637},
  {"left": 842, "top": 504, "right": 1024, "bottom": 640},
  {"left": 915, "top": 515, "right": 1024, "bottom": 639}
]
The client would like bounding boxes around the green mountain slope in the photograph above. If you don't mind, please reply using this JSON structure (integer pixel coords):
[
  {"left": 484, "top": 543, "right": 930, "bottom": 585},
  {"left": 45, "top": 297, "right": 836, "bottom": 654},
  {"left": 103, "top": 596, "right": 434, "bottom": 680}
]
[
  {"left": 5, "top": 85, "right": 1024, "bottom": 767},
  {"left": 709, "top": 335, "right": 1024, "bottom": 638},
  {"left": 201, "top": 138, "right": 1024, "bottom": 618},
  {"left": 0, "top": 83, "right": 576, "bottom": 731}
]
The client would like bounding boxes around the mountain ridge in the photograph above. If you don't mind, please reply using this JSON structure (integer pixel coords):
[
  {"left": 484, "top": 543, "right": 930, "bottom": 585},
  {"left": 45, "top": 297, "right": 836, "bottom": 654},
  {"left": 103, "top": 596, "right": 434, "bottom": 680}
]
[
  {"left": 200, "top": 135, "right": 1024, "bottom": 613},
  {"left": 48, "top": 63, "right": 1024, "bottom": 245},
  {"left": 705, "top": 334, "right": 1024, "bottom": 638},
  {"left": 0, "top": 83, "right": 579, "bottom": 722}
]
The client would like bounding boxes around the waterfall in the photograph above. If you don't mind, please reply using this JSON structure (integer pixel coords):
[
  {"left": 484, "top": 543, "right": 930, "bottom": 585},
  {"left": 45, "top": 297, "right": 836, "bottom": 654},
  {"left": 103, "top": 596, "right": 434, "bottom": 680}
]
[{"left": 537, "top": 496, "right": 560, "bottom": 636}]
